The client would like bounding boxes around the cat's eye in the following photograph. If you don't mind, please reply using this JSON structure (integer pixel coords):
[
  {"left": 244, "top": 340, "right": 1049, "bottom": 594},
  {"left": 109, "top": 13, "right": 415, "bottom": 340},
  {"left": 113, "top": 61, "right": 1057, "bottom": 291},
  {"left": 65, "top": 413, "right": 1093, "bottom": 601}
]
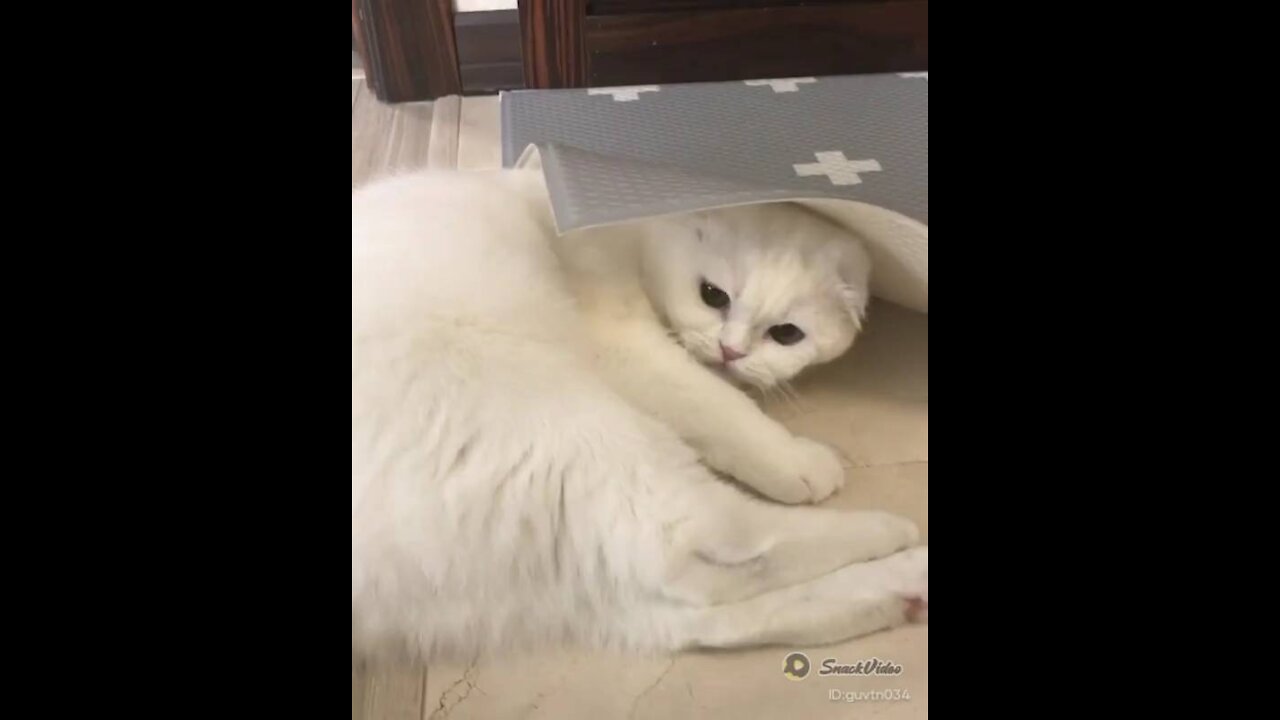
[
  {"left": 768, "top": 324, "right": 805, "bottom": 345},
  {"left": 700, "top": 280, "right": 730, "bottom": 310}
]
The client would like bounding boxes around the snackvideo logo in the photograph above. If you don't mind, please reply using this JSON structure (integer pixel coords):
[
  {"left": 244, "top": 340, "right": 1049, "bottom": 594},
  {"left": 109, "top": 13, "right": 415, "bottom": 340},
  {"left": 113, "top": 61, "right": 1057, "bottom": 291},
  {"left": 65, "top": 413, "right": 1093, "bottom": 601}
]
[
  {"left": 783, "top": 652, "right": 811, "bottom": 681},
  {"left": 782, "top": 653, "right": 903, "bottom": 680}
]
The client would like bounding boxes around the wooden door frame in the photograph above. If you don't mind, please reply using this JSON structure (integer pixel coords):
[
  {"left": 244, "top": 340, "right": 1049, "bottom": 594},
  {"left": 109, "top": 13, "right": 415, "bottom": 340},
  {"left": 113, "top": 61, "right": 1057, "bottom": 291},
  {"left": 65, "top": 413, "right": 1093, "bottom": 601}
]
[
  {"left": 352, "top": 0, "right": 462, "bottom": 103},
  {"left": 518, "top": 0, "right": 588, "bottom": 89}
]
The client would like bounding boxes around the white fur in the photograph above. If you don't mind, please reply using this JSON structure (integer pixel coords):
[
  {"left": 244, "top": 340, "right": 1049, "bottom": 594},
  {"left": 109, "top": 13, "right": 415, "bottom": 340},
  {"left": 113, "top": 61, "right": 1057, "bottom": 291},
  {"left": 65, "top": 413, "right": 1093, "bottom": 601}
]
[{"left": 351, "top": 169, "right": 926, "bottom": 661}]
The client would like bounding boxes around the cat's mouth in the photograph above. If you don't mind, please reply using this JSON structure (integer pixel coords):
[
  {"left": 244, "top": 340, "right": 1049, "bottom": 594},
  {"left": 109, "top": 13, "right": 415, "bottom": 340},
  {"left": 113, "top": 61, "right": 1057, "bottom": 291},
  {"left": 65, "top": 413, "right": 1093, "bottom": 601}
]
[
  {"left": 709, "top": 362, "right": 740, "bottom": 382},
  {"left": 709, "top": 359, "right": 771, "bottom": 390}
]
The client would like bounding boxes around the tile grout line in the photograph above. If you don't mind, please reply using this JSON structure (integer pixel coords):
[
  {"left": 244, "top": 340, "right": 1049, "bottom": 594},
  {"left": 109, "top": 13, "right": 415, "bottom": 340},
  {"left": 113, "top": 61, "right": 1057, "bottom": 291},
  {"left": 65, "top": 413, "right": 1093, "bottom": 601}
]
[
  {"left": 427, "top": 95, "right": 462, "bottom": 170},
  {"left": 847, "top": 459, "right": 928, "bottom": 471},
  {"left": 418, "top": 668, "right": 428, "bottom": 720}
]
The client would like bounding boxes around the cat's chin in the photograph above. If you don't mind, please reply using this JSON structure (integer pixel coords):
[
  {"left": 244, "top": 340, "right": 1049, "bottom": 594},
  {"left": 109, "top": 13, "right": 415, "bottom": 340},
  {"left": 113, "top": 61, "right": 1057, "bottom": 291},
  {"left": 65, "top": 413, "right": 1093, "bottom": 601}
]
[{"left": 708, "top": 363, "right": 736, "bottom": 384}]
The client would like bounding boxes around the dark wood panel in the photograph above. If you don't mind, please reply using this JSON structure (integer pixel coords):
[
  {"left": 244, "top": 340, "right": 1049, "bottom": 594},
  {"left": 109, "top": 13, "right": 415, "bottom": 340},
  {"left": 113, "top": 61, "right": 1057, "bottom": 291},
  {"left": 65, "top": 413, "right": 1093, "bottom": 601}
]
[
  {"left": 456, "top": 10, "right": 523, "bottom": 65},
  {"left": 519, "top": 0, "right": 589, "bottom": 88},
  {"left": 357, "top": 0, "right": 461, "bottom": 103},
  {"left": 460, "top": 63, "right": 526, "bottom": 94},
  {"left": 352, "top": 0, "right": 373, "bottom": 93},
  {"left": 457, "top": 10, "right": 524, "bottom": 94},
  {"left": 586, "top": 2, "right": 927, "bottom": 86}
]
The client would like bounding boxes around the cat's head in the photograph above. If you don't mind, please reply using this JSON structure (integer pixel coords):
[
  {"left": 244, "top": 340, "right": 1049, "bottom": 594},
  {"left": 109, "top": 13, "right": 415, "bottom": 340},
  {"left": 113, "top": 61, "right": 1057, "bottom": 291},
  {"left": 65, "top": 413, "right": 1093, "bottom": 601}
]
[{"left": 639, "top": 204, "right": 871, "bottom": 389}]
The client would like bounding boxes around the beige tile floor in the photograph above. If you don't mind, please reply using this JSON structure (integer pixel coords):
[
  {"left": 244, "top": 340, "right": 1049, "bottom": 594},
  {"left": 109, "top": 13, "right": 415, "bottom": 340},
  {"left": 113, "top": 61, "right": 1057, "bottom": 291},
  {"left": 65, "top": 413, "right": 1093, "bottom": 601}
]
[
  {"left": 352, "top": 82, "right": 929, "bottom": 720},
  {"left": 351, "top": 83, "right": 502, "bottom": 187}
]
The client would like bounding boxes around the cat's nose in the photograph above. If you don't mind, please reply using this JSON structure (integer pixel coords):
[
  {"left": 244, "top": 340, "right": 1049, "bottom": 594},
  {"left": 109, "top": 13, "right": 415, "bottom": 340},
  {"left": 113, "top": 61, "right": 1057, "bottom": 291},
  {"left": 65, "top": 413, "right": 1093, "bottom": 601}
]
[{"left": 720, "top": 343, "right": 746, "bottom": 363}]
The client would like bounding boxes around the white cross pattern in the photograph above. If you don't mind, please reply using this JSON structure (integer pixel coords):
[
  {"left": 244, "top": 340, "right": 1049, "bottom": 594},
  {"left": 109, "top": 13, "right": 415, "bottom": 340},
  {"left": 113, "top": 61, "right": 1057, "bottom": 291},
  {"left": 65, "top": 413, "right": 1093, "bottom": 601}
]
[
  {"left": 793, "top": 151, "right": 882, "bottom": 186},
  {"left": 587, "top": 85, "right": 660, "bottom": 102},
  {"left": 898, "top": 72, "right": 928, "bottom": 80},
  {"left": 743, "top": 77, "right": 817, "bottom": 93}
]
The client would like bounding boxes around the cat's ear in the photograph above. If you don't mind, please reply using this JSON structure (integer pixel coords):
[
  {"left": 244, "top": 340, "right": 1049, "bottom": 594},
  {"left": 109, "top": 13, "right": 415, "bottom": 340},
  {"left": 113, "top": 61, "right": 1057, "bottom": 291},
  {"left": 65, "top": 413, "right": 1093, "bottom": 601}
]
[{"left": 826, "top": 239, "right": 872, "bottom": 330}]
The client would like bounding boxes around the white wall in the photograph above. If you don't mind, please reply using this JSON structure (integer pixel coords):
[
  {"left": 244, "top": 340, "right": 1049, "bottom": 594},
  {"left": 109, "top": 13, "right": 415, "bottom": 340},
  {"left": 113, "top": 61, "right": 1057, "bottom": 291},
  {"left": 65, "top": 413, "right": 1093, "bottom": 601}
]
[{"left": 454, "top": 0, "right": 518, "bottom": 11}]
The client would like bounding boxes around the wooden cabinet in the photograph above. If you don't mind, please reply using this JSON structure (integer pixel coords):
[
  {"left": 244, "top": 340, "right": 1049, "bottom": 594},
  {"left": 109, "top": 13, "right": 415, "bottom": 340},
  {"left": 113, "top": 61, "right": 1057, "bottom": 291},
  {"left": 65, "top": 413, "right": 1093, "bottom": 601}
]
[
  {"left": 523, "top": 1, "right": 927, "bottom": 90},
  {"left": 355, "top": 0, "right": 927, "bottom": 102}
]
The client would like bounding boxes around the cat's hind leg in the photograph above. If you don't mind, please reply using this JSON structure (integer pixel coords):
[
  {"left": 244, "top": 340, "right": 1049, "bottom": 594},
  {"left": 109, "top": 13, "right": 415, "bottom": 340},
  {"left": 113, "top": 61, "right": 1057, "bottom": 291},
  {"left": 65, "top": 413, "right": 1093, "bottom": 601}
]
[
  {"left": 659, "top": 479, "right": 920, "bottom": 606},
  {"left": 679, "top": 546, "right": 928, "bottom": 650}
]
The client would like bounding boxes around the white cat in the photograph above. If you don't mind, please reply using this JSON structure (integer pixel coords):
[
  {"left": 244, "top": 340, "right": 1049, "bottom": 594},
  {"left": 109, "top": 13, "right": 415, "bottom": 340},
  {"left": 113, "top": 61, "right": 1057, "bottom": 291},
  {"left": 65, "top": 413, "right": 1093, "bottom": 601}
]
[{"left": 351, "top": 169, "right": 927, "bottom": 661}]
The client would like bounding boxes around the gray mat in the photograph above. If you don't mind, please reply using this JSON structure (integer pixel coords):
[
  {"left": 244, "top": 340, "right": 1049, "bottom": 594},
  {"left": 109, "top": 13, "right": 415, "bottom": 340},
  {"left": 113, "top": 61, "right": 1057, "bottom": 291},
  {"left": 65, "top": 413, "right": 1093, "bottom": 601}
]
[{"left": 500, "top": 74, "right": 929, "bottom": 312}]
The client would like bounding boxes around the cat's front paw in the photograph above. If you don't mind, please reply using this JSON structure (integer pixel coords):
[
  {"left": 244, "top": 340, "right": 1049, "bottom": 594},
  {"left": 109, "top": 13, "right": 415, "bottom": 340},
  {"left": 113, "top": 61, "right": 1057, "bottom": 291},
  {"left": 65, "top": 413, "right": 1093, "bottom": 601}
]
[
  {"left": 717, "top": 436, "right": 847, "bottom": 505},
  {"left": 743, "top": 437, "right": 846, "bottom": 504},
  {"left": 788, "top": 437, "right": 847, "bottom": 504}
]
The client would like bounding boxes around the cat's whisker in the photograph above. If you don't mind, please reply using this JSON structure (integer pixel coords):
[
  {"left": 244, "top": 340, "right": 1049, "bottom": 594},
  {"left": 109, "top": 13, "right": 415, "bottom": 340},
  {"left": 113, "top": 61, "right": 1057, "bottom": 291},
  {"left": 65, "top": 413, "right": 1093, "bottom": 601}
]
[
  {"left": 754, "top": 382, "right": 780, "bottom": 405},
  {"left": 747, "top": 371, "right": 805, "bottom": 417},
  {"left": 767, "top": 378, "right": 805, "bottom": 415},
  {"left": 738, "top": 366, "right": 774, "bottom": 394}
]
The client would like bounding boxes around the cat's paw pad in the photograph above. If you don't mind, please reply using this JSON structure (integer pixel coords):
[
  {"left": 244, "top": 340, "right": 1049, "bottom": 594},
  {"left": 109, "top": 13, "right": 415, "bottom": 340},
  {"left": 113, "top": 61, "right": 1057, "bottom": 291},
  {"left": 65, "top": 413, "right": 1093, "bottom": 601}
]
[
  {"left": 886, "top": 546, "right": 928, "bottom": 624},
  {"left": 903, "top": 595, "right": 928, "bottom": 624},
  {"left": 790, "top": 437, "right": 846, "bottom": 503}
]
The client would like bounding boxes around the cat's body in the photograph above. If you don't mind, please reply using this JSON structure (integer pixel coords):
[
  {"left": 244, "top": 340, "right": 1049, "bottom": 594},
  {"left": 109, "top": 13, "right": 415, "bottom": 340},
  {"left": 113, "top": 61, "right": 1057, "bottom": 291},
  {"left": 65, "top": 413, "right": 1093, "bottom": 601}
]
[{"left": 352, "top": 169, "right": 927, "bottom": 661}]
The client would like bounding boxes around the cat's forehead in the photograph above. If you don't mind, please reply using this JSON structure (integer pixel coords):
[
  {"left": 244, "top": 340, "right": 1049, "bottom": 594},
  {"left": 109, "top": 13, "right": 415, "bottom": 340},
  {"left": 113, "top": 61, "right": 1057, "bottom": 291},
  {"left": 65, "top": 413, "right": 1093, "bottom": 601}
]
[
  {"left": 734, "top": 256, "right": 833, "bottom": 320},
  {"left": 699, "top": 207, "right": 831, "bottom": 260},
  {"left": 699, "top": 229, "right": 830, "bottom": 291},
  {"left": 686, "top": 206, "right": 844, "bottom": 311}
]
